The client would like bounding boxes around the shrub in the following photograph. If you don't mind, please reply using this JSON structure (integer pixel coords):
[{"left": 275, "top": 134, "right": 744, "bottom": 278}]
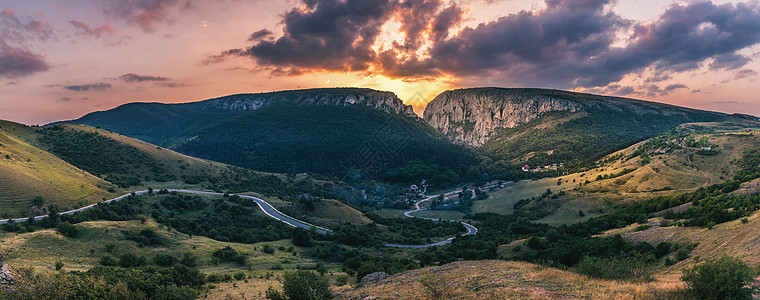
[
  {"left": 118, "top": 253, "right": 146, "bottom": 268},
  {"left": 32, "top": 196, "right": 45, "bottom": 207},
  {"left": 180, "top": 252, "right": 197, "bottom": 267},
  {"left": 54, "top": 260, "right": 64, "bottom": 271},
  {"left": 334, "top": 275, "right": 349, "bottom": 286},
  {"left": 265, "top": 270, "right": 333, "bottom": 300},
  {"left": 262, "top": 244, "right": 275, "bottom": 254},
  {"left": 99, "top": 255, "right": 118, "bottom": 266},
  {"left": 153, "top": 254, "right": 177, "bottom": 267},
  {"left": 213, "top": 246, "right": 247, "bottom": 265},
  {"left": 574, "top": 255, "right": 653, "bottom": 282},
  {"left": 681, "top": 255, "right": 757, "bottom": 300},
  {"left": 56, "top": 222, "right": 78, "bottom": 238},
  {"left": 233, "top": 272, "right": 246, "bottom": 280},
  {"left": 634, "top": 224, "right": 652, "bottom": 232}
]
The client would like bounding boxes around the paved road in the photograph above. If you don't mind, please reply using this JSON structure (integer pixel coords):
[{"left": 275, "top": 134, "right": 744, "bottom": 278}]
[
  {"left": 0, "top": 189, "right": 331, "bottom": 234},
  {"left": 1, "top": 188, "right": 478, "bottom": 248},
  {"left": 385, "top": 190, "right": 479, "bottom": 248}
]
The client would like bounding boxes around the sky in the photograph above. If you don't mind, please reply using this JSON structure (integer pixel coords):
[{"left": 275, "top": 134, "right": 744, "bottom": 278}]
[{"left": 1, "top": 0, "right": 760, "bottom": 125}]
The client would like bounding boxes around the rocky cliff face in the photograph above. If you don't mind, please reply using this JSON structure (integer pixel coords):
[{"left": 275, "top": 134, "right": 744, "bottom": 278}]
[
  {"left": 423, "top": 88, "right": 583, "bottom": 147},
  {"left": 204, "top": 88, "right": 417, "bottom": 117}
]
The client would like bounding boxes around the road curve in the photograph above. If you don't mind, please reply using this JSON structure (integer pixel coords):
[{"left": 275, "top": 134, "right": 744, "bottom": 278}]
[
  {"left": 0, "top": 189, "right": 331, "bottom": 234},
  {"left": 385, "top": 190, "right": 479, "bottom": 248},
  {"left": 1, "top": 188, "right": 477, "bottom": 248}
]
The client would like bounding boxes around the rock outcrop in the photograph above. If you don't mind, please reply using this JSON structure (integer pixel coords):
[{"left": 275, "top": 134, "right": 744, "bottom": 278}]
[
  {"left": 0, "top": 253, "right": 16, "bottom": 290},
  {"left": 423, "top": 88, "right": 583, "bottom": 147},
  {"left": 360, "top": 272, "right": 389, "bottom": 287},
  {"left": 204, "top": 88, "right": 417, "bottom": 118}
]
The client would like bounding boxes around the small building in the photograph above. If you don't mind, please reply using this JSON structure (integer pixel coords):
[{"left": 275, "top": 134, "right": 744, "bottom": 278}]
[
  {"left": 522, "top": 165, "right": 530, "bottom": 172},
  {"left": 410, "top": 184, "right": 419, "bottom": 193}
]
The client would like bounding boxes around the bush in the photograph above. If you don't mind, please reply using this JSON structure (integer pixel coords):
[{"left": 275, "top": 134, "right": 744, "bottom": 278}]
[
  {"left": 574, "top": 255, "right": 653, "bottom": 282},
  {"left": 681, "top": 255, "right": 757, "bottom": 300},
  {"left": 213, "top": 246, "right": 247, "bottom": 265},
  {"left": 153, "top": 254, "right": 177, "bottom": 267},
  {"left": 118, "top": 253, "right": 146, "bottom": 268},
  {"left": 334, "top": 275, "right": 349, "bottom": 286},
  {"left": 56, "top": 222, "right": 78, "bottom": 238},
  {"left": 634, "top": 224, "right": 652, "bottom": 232},
  {"left": 54, "top": 260, "right": 64, "bottom": 271},
  {"left": 265, "top": 270, "right": 333, "bottom": 300}
]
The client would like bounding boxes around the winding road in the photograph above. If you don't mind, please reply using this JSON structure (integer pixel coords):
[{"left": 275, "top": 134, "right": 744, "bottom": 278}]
[
  {"left": 0, "top": 188, "right": 477, "bottom": 248},
  {"left": 384, "top": 190, "right": 479, "bottom": 248},
  {"left": 0, "top": 189, "right": 331, "bottom": 234}
]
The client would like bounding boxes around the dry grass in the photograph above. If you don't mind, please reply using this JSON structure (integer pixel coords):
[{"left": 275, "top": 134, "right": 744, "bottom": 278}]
[
  {"left": 306, "top": 199, "right": 372, "bottom": 226},
  {"left": 473, "top": 130, "right": 760, "bottom": 226},
  {"left": 335, "top": 260, "right": 684, "bottom": 299}
]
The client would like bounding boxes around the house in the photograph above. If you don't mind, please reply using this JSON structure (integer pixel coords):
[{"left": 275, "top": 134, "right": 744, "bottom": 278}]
[
  {"left": 410, "top": 184, "right": 419, "bottom": 193},
  {"left": 522, "top": 165, "right": 530, "bottom": 172}
]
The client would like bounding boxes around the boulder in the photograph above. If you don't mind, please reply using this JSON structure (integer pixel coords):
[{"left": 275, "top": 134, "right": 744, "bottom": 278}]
[{"left": 360, "top": 272, "right": 389, "bottom": 286}]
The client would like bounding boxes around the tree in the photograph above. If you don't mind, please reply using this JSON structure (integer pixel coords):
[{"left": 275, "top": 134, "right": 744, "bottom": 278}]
[
  {"left": 293, "top": 229, "right": 313, "bottom": 247},
  {"left": 56, "top": 222, "right": 78, "bottom": 238},
  {"left": 266, "top": 270, "right": 333, "bottom": 300},
  {"left": 681, "top": 255, "right": 757, "bottom": 300},
  {"left": 32, "top": 195, "right": 45, "bottom": 207}
]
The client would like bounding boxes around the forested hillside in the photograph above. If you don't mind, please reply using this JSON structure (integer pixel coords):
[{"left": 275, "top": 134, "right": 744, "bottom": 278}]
[{"left": 61, "top": 88, "right": 480, "bottom": 187}]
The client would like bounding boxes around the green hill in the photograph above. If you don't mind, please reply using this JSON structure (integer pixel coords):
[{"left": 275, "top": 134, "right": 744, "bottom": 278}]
[
  {"left": 60, "top": 88, "right": 479, "bottom": 187},
  {"left": 0, "top": 120, "right": 115, "bottom": 217}
]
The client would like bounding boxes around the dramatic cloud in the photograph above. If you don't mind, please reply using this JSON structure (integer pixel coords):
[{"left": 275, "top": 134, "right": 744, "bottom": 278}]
[
  {"left": 0, "top": 40, "right": 50, "bottom": 78},
  {"left": 103, "top": 0, "right": 191, "bottom": 33},
  {"left": 221, "top": 0, "right": 760, "bottom": 90},
  {"left": 238, "top": 0, "right": 398, "bottom": 72},
  {"left": 64, "top": 82, "right": 112, "bottom": 91},
  {"left": 119, "top": 73, "right": 168, "bottom": 82}
]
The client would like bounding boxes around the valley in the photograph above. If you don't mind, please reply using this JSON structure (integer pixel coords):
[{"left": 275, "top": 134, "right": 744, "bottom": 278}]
[{"left": 3, "top": 87, "right": 760, "bottom": 299}]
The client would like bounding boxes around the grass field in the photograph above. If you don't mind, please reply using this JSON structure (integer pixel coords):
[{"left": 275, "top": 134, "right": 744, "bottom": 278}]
[
  {"left": 0, "top": 121, "right": 115, "bottom": 217},
  {"left": 472, "top": 128, "right": 760, "bottom": 225},
  {"left": 335, "top": 259, "right": 684, "bottom": 299}
]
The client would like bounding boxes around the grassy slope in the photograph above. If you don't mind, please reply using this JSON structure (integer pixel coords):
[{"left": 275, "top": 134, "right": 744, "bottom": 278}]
[
  {"left": 0, "top": 121, "right": 114, "bottom": 217},
  {"left": 334, "top": 260, "right": 681, "bottom": 299},
  {"left": 58, "top": 124, "right": 250, "bottom": 190},
  {"left": 472, "top": 127, "right": 760, "bottom": 226},
  {"left": 604, "top": 204, "right": 760, "bottom": 272}
]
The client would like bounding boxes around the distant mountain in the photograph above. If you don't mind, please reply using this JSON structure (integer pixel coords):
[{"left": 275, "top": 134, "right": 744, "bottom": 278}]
[
  {"left": 423, "top": 88, "right": 751, "bottom": 173},
  {"left": 61, "top": 88, "right": 479, "bottom": 186}
]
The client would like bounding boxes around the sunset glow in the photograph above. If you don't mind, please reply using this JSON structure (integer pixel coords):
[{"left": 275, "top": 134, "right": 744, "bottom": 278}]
[{"left": 1, "top": 0, "right": 759, "bottom": 124}]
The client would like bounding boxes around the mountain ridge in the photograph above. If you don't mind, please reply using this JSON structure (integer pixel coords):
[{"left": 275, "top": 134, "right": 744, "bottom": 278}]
[{"left": 423, "top": 87, "right": 729, "bottom": 148}]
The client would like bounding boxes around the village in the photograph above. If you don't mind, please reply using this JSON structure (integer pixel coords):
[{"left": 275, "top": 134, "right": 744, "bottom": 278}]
[{"left": 522, "top": 162, "right": 565, "bottom": 172}]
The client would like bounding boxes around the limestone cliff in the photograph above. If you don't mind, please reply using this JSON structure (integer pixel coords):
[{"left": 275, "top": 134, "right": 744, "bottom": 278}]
[
  {"left": 204, "top": 88, "right": 417, "bottom": 118},
  {"left": 423, "top": 88, "right": 583, "bottom": 147}
]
